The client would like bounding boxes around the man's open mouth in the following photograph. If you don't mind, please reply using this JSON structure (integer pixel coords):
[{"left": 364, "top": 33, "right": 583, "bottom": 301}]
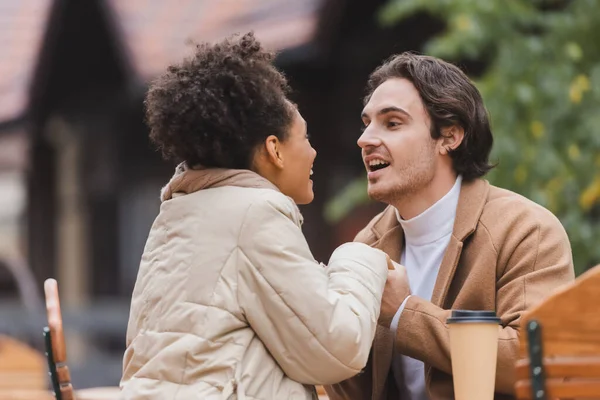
[{"left": 368, "top": 159, "right": 390, "bottom": 172}]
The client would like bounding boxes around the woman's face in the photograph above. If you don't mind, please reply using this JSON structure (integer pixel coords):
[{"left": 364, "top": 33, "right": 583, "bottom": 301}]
[
  {"left": 252, "top": 106, "right": 317, "bottom": 204},
  {"left": 276, "top": 108, "right": 317, "bottom": 204}
]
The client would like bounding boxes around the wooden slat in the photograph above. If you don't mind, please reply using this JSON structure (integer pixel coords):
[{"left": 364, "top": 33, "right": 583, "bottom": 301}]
[
  {"left": 44, "top": 279, "right": 67, "bottom": 363},
  {"left": 56, "top": 364, "right": 72, "bottom": 385},
  {"left": 515, "top": 356, "right": 600, "bottom": 380},
  {"left": 0, "top": 387, "right": 121, "bottom": 400},
  {"left": 0, "top": 336, "right": 46, "bottom": 391},
  {"left": 516, "top": 378, "right": 600, "bottom": 399},
  {"left": 0, "top": 336, "right": 45, "bottom": 372},
  {"left": 44, "top": 278, "right": 76, "bottom": 400},
  {"left": 0, "top": 374, "right": 46, "bottom": 390},
  {"left": 60, "top": 384, "right": 75, "bottom": 400},
  {"left": 0, "top": 389, "right": 55, "bottom": 400}
]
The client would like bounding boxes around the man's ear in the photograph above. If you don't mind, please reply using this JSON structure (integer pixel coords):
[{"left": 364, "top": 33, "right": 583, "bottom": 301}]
[
  {"left": 439, "top": 125, "right": 465, "bottom": 155},
  {"left": 264, "top": 135, "right": 284, "bottom": 169}
]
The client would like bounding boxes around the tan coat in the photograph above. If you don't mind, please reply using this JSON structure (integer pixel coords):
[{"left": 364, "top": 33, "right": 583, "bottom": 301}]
[
  {"left": 119, "top": 166, "right": 389, "bottom": 399},
  {"left": 325, "top": 178, "right": 575, "bottom": 400}
]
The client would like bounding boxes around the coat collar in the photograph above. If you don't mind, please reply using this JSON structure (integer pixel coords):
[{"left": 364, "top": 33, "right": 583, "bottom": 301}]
[
  {"left": 160, "top": 163, "right": 280, "bottom": 202},
  {"left": 160, "top": 163, "right": 304, "bottom": 225},
  {"left": 370, "top": 178, "right": 490, "bottom": 244}
]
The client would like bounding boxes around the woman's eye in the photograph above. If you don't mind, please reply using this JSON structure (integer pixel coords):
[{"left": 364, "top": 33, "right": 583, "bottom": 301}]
[{"left": 387, "top": 121, "right": 402, "bottom": 128}]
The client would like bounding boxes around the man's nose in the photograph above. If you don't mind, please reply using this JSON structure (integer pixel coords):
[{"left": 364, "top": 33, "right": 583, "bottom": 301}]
[{"left": 357, "top": 126, "right": 382, "bottom": 149}]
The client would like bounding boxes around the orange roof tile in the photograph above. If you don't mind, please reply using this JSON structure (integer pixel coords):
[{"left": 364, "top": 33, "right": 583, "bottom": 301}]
[
  {"left": 108, "top": 0, "right": 324, "bottom": 80},
  {"left": 0, "top": 0, "right": 323, "bottom": 123},
  {"left": 0, "top": 127, "right": 28, "bottom": 170},
  {"left": 0, "top": 0, "right": 53, "bottom": 122}
]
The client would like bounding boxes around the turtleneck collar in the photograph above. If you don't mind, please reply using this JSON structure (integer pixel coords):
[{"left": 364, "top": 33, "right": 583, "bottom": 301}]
[{"left": 395, "top": 175, "right": 463, "bottom": 246}]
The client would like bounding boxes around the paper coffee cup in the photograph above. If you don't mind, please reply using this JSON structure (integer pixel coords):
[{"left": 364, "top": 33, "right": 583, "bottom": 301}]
[{"left": 446, "top": 310, "right": 501, "bottom": 400}]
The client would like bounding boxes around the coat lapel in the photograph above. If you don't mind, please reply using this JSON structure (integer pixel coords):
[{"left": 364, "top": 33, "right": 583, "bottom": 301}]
[
  {"left": 430, "top": 179, "right": 490, "bottom": 308},
  {"left": 366, "top": 209, "right": 403, "bottom": 399},
  {"left": 429, "top": 237, "right": 463, "bottom": 307},
  {"left": 425, "top": 179, "right": 490, "bottom": 388}
]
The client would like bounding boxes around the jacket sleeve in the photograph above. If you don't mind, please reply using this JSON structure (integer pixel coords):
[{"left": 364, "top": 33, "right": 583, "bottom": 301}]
[
  {"left": 324, "top": 216, "right": 386, "bottom": 400},
  {"left": 236, "top": 195, "right": 388, "bottom": 385},
  {"left": 393, "top": 212, "right": 575, "bottom": 395}
]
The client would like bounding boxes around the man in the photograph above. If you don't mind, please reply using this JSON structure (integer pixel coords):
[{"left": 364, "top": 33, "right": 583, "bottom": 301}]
[{"left": 325, "top": 53, "right": 574, "bottom": 400}]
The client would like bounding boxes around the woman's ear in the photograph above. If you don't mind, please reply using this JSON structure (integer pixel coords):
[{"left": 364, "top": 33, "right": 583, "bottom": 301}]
[
  {"left": 439, "top": 125, "right": 465, "bottom": 155},
  {"left": 264, "top": 135, "right": 285, "bottom": 169}
]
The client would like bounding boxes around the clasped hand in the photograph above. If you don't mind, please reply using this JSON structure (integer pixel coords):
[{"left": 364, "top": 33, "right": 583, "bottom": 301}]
[{"left": 378, "top": 256, "right": 411, "bottom": 328}]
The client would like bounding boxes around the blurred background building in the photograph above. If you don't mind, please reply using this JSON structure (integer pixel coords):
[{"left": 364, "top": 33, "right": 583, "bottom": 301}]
[{"left": 1, "top": 0, "right": 598, "bottom": 390}]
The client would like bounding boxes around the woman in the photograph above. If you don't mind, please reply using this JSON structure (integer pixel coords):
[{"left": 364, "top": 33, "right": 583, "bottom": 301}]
[{"left": 120, "top": 32, "right": 389, "bottom": 399}]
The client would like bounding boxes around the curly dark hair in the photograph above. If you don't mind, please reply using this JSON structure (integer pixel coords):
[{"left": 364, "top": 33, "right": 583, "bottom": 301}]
[
  {"left": 145, "top": 32, "right": 293, "bottom": 169},
  {"left": 366, "top": 52, "right": 495, "bottom": 181}
]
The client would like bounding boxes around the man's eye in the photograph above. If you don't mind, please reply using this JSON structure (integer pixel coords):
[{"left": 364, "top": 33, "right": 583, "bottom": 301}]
[{"left": 387, "top": 121, "right": 402, "bottom": 128}]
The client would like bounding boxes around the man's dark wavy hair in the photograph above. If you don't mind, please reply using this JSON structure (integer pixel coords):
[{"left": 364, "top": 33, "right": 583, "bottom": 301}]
[{"left": 366, "top": 52, "right": 495, "bottom": 180}]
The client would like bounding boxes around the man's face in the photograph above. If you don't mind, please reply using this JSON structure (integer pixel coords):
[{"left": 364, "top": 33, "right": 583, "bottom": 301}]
[{"left": 359, "top": 78, "right": 440, "bottom": 205}]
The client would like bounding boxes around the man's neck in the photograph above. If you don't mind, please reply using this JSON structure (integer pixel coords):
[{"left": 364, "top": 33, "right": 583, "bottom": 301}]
[{"left": 393, "top": 171, "right": 458, "bottom": 220}]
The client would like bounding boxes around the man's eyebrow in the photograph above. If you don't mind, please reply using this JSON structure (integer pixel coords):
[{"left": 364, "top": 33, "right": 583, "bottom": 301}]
[{"left": 361, "top": 106, "right": 412, "bottom": 120}]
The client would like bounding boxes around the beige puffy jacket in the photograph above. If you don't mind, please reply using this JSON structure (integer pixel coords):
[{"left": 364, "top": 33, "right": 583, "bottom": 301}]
[{"left": 119, "top": 166, "right": 388, "bottom": 399}]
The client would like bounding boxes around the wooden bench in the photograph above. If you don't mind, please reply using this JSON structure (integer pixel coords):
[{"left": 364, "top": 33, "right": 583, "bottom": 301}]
[
  {"left": 515, "top": 265, "right": 600, "bottom": 399},
  {"left": 44, "top": 279, "right": 121, "bottom": 400},
  {"left": 0, "top": 335, "right": 46, "bottom": 390}
]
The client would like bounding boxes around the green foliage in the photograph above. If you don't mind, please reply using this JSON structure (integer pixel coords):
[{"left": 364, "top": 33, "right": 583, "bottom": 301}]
[
  {"left": 324, "top": 177, "right": 368, "bottom": 225},
  {"left": 326, "top": 0, "right": 600, "bottom": 274}
]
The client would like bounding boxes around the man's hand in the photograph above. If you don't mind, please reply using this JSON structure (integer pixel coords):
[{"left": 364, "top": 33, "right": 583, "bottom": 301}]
[{"left": 378, "top": 256, "right": 411, "bottom": 328}]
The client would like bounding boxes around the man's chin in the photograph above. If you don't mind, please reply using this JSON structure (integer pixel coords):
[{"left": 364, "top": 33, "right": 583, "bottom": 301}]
[{"left": 367, "top": 184, "right": 390, "bottom": 204}]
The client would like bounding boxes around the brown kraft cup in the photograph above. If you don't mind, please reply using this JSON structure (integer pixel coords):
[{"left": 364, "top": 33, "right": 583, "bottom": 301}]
[{"left": 446, "top": 310, "right": 502, "bottom": 400}]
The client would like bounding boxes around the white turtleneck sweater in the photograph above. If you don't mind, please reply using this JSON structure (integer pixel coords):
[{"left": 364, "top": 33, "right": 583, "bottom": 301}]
[{"left": 390, "top": 175, "right": 462, "bottom": 400}]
